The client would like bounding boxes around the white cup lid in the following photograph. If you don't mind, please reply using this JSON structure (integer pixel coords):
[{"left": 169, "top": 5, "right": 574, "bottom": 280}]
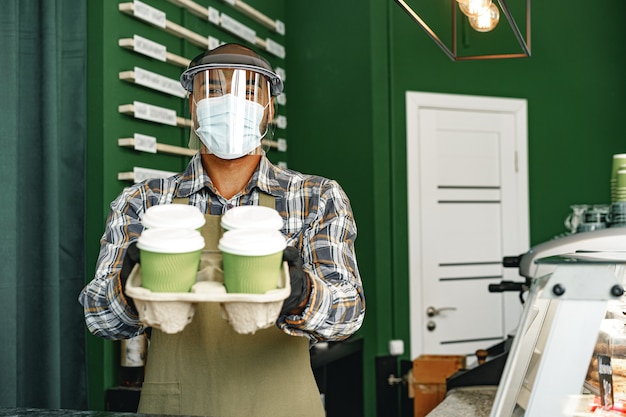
[
  {"left": 220, "top": 206, "right": 283, "bottom": 231},
  {"left": 137, "top": 228, "right": 205, "bottom": 253},
  {"left": 218, "top": 229, "right": 286, "bottom": 256},
  {"left": 141, "top": 204, "right": 206, "bottom": 230}
]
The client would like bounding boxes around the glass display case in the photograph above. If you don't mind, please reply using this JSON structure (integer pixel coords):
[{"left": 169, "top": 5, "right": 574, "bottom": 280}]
[{"left": 490, "top": 252, "right": 626, "bottom": 417}]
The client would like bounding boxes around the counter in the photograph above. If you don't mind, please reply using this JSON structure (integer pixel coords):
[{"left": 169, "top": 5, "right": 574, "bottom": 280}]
[
  {"left": 425, "top": 386, "right": 499, "bottom": 417},
  {"left": 0, "top": 409, "right": 205, "bottom": 417}
]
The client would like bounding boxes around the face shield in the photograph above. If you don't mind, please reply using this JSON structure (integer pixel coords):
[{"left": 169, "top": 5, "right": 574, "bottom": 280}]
[
  {"left": 180, "top": 44, "right": 283, "bottom": 158},
  {"left": 189, "top": 68, "right": 273, "bottom": 158}
]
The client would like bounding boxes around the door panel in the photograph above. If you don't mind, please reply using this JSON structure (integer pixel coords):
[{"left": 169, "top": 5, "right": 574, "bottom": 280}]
[
  {"left": 436, "top": 203, "right": 502, "bottom": 264},
  {"left": 406, "top": 92, "right": 529, "bottom": 359},
  {"left": 436, "top": 130, "right": 500, "bottom": 186},
  {"left": 423, "top": 279, "right": 504, "bottom": 354}
]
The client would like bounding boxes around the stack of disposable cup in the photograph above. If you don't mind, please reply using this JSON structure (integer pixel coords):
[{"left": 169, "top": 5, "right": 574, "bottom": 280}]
[
  {"left": 137, "top": 204, "right": 206, "bottom": 292},
  {"left": 218, "top": 206, "right": 286, "bottom": 294},
  {"left": 610, "top": 154, "right": 626, "bottom": 228},
  {"left": 616, "top": 169, "right": 626, "bottom": 203},
  {"left": 612, "top": 170, "right": 626, "bottom": 227},
  {"left": 611, "top": 154, "right": 626, "bottom": 203}
]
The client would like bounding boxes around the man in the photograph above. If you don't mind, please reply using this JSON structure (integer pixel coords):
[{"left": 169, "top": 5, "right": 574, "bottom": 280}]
[{"left": 79, "top": 43, "right": 365, "bottom": 417}]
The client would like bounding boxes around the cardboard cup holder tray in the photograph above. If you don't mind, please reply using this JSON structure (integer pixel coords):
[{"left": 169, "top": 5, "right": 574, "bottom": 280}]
[{"left": 125, "top": 262, "right": 290, "bottom": 335}]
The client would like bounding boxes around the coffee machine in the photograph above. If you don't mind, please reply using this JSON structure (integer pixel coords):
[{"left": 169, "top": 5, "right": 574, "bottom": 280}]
[{"left": 446, "top": 227, "right": 626, "bottom": 390}]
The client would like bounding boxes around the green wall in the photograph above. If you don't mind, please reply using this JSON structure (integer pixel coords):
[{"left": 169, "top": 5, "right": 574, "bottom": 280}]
[
  {"left": 86, "top": 1, "right": 189, "bottom": 409},
  {"left": 285, "top": 2, "right": 392, "bottom": 414},
  {"left": 286, "top": 1, "right": 626, "bottom": 415},
  {"left": 390, "top": 0, "right": 626, "bottom": 243}
]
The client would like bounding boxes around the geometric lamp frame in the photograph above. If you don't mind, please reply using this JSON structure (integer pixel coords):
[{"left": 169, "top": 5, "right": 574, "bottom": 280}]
[{"left": 394, "top": 0, "right": 531, "bottom": 61}]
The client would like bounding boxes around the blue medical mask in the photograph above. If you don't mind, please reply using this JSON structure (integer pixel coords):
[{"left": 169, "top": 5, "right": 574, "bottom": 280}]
[{"left": 194, "top": 94, "right": 267, "bottom": 159}]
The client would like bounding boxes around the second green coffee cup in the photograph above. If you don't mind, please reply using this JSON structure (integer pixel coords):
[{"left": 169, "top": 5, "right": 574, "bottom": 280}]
[{"left": 218, "top": 229, "right": 286, "bottom": 294}]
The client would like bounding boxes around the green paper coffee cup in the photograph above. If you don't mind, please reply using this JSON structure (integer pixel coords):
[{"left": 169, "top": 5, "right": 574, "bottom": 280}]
[
  {"left": 617, "top": 169, "right": 626, "bottom": 188},
  {"left": 141, "top": 204, "right": 206, "bottom": 230},
  {"left": 137, "top": 228, "right": 205, "bottom": 292},
  {"left": 220, "top": 205, "right": 283, "bottom": 232},
  {"left": 612, "top": 154, "right": 626, "bottom": 181},
  {"left": 218, "top": 229, "right": 286, "bottom": 294}
]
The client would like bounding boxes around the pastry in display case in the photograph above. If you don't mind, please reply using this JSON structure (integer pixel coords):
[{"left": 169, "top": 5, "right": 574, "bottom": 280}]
[{"left": 586, "top": 303, "right": 626, "bottom": 409}]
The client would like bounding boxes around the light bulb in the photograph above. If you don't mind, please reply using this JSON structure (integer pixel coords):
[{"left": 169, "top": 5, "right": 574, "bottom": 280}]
[
  {"left": 458, "top": 0, "right": 491, "bottom": 17},
  {"left": 469, "top": 3, "right": 500, "bottom": 32}
]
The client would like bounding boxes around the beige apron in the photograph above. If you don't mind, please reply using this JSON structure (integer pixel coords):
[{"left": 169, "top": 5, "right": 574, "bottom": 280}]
[{"left": 137, "top": 195, "right": 324, "bottom": 417}]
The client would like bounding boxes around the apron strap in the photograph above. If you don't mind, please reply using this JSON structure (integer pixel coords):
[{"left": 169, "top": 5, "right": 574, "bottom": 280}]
[
  {"left": 172, "top": 197, "right": 190, "bottom": 205},
  {"left": 258, "top": 192, "right": 275, "bottom": 209}
]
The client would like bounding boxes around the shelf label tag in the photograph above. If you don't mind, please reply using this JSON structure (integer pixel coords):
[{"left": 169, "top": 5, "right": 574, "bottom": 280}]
[
  {"left": 275, "top": 115, "right": 287, "bottom": 130},
  {"left": 265, "top": 38, "right": 285, "bottom": 59},
  {"left": 133, "top": 133, "right": 157, "bottom": 154},
  {"left": 276, "top": 67, "right": 286, "bottom": 82},
  {"left": 133, "top": 167, "right": 177, "bottom": 183},
  {"left": 208, "top": 36, "right": 221, "bottom": 50},
  {"left": 134, "top": 66, "right": 186, "bottom": 98},
  {"left": 133, "top": 0, "right": 166, "bottom": 28},
  {"left": 220, "top": 13, "right": 256, "bottom": 44},
  {"left": 208, "top": 7, "right": 220, "bottom": 25},
  {"left": 133, "top": 35, "right": 166, "bottom": 62},
  {"left": 133, "top": 101, "right": 177, "bottom": 126},
  {"left": 275, "top": 20, "right": 286, "bottom": 36}
]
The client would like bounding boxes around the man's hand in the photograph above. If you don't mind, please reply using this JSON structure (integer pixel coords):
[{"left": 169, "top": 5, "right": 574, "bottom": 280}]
[
  {"left": 280, "top": 246, "right": 311, "bottom": 316},
  {"left": 120, "top": 242, "right": 140, "bottom": 309}
]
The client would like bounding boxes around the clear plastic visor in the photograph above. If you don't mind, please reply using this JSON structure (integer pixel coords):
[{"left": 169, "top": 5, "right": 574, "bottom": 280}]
[
  {"left": 191, "top": 69, "right": 273, "bottom": 155},
  {"left": 191, "top": 68, "right": 272, "bottom": 105}
]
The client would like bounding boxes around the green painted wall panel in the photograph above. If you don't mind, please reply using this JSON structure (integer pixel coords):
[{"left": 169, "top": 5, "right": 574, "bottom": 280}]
[
  {"left": 284, "top": 2, "right": 383, "bottom": 414},
  {"left": 286, "top": 1, "right": 626, "bottom": 416}
]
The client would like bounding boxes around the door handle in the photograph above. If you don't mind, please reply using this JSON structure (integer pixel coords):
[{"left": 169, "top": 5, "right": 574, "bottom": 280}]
[{"left": 426, "top": 306, "right": 457, "bottom": 317}]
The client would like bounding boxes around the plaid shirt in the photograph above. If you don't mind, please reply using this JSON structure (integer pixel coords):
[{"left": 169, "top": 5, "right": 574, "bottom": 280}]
[{"left": 79, "top": 153, "right": 364, "bottom": 342}]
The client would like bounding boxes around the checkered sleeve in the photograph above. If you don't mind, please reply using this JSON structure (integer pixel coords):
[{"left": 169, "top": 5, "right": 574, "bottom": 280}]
[
  {"left": 278, "top": 179, "right": 365, "bottom": 342},
  {"left": 78, "top": 184, "right": 149, "bottom": 340}
]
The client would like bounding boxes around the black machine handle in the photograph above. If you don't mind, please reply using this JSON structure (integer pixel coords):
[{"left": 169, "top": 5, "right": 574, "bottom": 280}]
[
  {"left": 488, "top": 280, "right": 526, "bottom": 293},
  {"left": 488, "top": 280, "right": 529, "bottom": 304},
  {"left": 490, "top": 254, "right": 532, "bottom": 304},
  {"left": 502, "top": 255, "right": 522, "bottom": 268}
]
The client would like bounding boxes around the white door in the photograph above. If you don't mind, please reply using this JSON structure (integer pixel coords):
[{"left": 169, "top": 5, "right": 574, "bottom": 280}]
[{"left": 406, "top": 92, "right": 530, "bottom": 360}]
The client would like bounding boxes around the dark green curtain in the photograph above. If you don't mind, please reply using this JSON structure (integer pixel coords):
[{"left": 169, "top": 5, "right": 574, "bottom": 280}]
[{"left": 0, "top": 0, "right": 87, "bottom": 410}]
